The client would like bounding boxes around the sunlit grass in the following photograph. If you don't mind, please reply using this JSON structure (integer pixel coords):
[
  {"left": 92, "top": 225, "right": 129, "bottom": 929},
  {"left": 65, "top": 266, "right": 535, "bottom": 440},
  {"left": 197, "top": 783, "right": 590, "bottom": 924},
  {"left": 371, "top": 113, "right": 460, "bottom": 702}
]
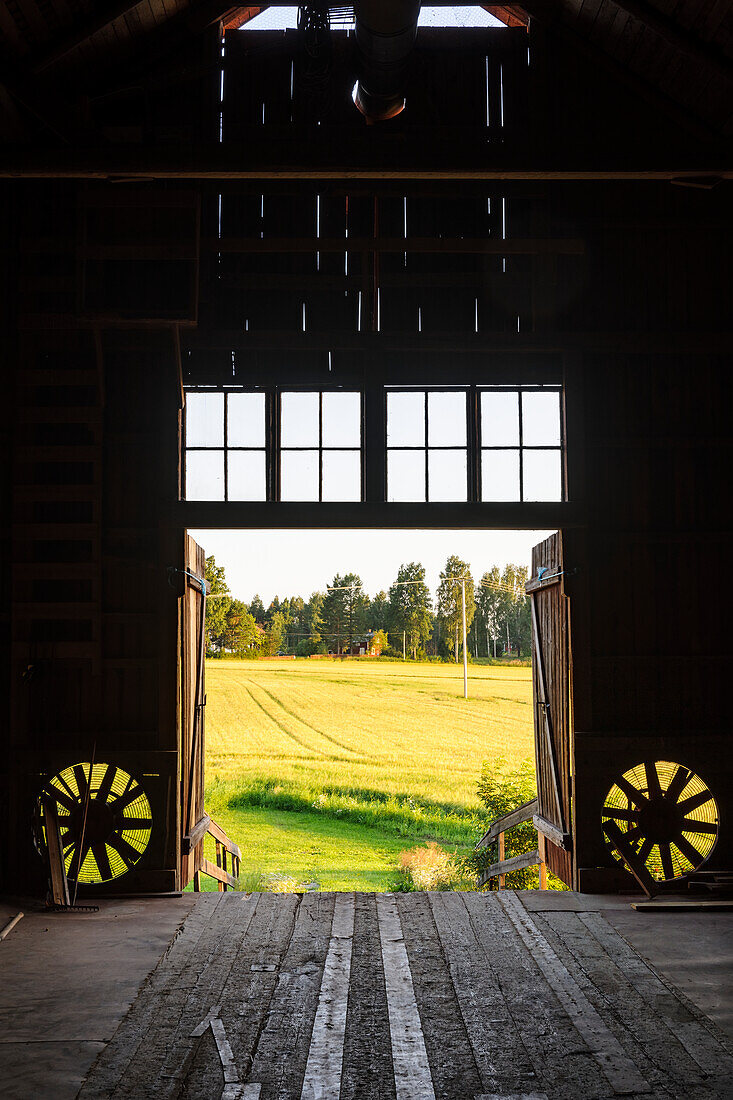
[{"left": 203, "top": 658, "right": 534, "bottom": 890}]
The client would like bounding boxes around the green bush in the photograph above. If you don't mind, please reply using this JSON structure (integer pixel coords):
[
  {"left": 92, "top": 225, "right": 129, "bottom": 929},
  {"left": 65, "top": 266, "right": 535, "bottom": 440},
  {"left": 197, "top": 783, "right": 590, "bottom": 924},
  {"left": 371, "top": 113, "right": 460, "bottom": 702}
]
[{"left": 459, "top": 758, "right": 565, "bottom": 890}]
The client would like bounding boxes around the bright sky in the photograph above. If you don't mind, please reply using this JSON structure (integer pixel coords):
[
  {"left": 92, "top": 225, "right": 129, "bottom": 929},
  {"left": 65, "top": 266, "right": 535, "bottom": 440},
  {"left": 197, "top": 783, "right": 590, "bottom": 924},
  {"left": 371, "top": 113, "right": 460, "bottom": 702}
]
[
  {"left": 244, "top": 7, "right": 504, "bottom": 30},
  {"left": 188, "top": 529, "right": 553, "bottom": 604}
]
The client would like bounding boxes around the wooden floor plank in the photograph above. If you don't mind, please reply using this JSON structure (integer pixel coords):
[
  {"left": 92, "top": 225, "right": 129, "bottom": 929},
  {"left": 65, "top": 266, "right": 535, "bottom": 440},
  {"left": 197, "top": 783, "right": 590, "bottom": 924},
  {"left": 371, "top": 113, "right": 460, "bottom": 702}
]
[
  {"left": 462, "top": 892, "right": 611, "bottom": 1098},
  {"left": 376, "top": 894, "right": 435, "bottom": 1100},
  {"left": 340, "top": 893, "right": 397, "bottom": 1100},
  {"left": 498, "top": 893, "right": 652, "bottom": 1096},
  {"left": 397, "top": 891, "right": 483, "bottom": 1100},
  {"left": 300, "top": 894, "right": 354, "bottom": 1100},
  {"left": 428, "top": 891, "right": 539, "bottom": 1096},
  {"left": 179, "top": 893, "right": 301, "bottom": 1099},
  {"left": 77, "top": 892, "right": 733, "bottom": 1100},
  {"left": 246, "top": 893, "right": 336, "bottom": 1099}
]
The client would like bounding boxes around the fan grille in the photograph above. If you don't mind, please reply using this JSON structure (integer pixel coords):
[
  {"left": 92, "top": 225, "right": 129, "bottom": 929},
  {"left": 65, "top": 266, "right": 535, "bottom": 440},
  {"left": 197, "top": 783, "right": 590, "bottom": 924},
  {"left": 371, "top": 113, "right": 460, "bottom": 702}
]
[
  {"left": 40, "top": 762, "right": 152, "bottom": 884},
  {"left": 602, "top": 760, "right": 718, "bottom": 882}
]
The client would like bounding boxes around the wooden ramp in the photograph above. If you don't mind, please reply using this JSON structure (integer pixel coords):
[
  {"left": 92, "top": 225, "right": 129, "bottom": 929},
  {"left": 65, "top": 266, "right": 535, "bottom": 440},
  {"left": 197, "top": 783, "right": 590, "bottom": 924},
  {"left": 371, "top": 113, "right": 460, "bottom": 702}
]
[{"left": 78, "top": 891, "right": 733, "bottom": 1100}]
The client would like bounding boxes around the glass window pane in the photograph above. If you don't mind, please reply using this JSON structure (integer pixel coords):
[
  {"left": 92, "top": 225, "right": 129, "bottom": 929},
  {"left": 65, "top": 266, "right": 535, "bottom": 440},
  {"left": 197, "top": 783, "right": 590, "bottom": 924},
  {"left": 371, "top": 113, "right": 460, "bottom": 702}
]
[
  {"left": 186, "top": 392, "right": 224, "bottom": 446},
  {"left": 281, "top": 449, "right": 319, "bottom": 501},
  {"left": 522, "top": 391, "right": 561, "bottom": 446},
  {"left": 428, "top": 391, "right": 466, "bottom": 446},
  {"left": 481, "top": 391, "right": 519, "bottom": 447},
  {"left": 387, "top": 449, "right": 426, "bottom": 502},
  {"left": 322, "top": 392, "right": 361, "bottom": 448},
  {"left": 228, "top": 451, "right": 266, "bottom": 501},
  {"left": 281, "top": 392, "right": 319, "bottom": 447},
  {"left": 523, "top": 449, "right": 562, "bottom": 501},
  {"left": 481, "top": 449, "right": 520, "bottom": 501},
  {"left": 185, "top": 450, "right": 224, "bottom": 500},
  {"left": 428, "top": 449, "right": 467, "bottom": 501},
  {"left": 387, "top": 391, "right": 425, "bottom": 447},
  {"left": 228, "top": 392, "right": 265, "bottom": 447},
  {"left": 322, "top": 450, "right": 361, "bottom": 502}
]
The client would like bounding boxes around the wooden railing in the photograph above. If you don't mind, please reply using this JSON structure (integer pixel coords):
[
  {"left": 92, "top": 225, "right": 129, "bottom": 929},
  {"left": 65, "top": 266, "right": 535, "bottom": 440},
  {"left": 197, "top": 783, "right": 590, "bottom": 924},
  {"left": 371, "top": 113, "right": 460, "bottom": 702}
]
[
  {"left": 182, "top": 813, "right": 242, "bottom": 892},
  {"left": 475, "top": 798, "right": 548, "bottom": 889}
]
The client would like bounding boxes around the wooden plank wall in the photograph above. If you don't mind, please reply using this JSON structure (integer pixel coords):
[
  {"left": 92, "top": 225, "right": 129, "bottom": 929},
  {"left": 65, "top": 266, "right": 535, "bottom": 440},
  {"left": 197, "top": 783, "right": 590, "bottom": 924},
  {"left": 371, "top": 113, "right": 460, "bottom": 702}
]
[
  {"left": 4, "top": 183, "right": 190, "bottom": 895},
  {"left": 180, "top": 534, "right": 206, "bottom": 888},
  {"left": 531, "top": 533, "right": 573, "bottom": 886}
]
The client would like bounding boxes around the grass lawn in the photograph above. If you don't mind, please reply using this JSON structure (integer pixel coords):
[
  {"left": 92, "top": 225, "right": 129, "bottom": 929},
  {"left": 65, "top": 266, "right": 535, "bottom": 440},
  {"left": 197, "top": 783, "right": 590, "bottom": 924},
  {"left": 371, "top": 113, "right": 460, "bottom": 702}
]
[{"left": 200, "top": 657, "right": 534, "bottom": 891}]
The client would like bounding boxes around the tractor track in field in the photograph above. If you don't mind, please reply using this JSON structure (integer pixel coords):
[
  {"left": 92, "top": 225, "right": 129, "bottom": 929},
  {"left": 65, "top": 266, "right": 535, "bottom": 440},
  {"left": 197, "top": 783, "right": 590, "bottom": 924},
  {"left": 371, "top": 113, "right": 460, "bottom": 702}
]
[
  {"left": 242, "top": 685, "right": 325, "bottom": 757},
  {"left": 246, "top": 680, "right": 374, "bottom": 762}
]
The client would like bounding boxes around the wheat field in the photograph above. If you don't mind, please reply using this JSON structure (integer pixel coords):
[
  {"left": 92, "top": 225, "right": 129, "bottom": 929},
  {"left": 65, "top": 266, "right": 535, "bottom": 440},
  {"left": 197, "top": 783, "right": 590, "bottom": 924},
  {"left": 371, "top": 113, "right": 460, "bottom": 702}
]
[{"left": 201, "top": 658, "right": 534, "bottom": 890}]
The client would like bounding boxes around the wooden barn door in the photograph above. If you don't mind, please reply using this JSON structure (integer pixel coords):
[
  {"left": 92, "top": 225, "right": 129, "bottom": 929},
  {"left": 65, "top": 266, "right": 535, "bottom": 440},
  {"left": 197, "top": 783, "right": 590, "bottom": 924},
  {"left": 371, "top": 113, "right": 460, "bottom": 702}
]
[
  {"left": 528, "top": 532, "right": 574, "bottom": 886},
  {"left": 179, "top": 535, "right": 207, "bottom": 888}
]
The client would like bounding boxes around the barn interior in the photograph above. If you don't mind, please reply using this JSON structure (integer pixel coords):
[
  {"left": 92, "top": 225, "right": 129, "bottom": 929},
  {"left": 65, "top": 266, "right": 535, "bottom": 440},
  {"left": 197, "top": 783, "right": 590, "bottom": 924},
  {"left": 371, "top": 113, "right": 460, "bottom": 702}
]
[{"left": 1, "top": 1, "right": 732, "bottom": 1097}]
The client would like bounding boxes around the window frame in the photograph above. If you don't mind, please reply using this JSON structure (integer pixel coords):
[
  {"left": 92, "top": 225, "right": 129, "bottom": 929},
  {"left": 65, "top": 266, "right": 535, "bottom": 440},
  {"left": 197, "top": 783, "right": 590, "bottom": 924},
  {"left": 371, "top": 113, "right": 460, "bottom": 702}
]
[
  {"left": 478, "top": 384, "right": 565, "bottom": 503},
  {"left": 277, "top": 389, "right": 364, "bottom": 503},
  {"left": 182, "top": 380, "right": 565, "bottom": 505},
  {"left": 183, "top": 386, "right": 365, "bottom": 503},
  {"left": 385, "top": 387, "right": 473, "bottom": 503}
]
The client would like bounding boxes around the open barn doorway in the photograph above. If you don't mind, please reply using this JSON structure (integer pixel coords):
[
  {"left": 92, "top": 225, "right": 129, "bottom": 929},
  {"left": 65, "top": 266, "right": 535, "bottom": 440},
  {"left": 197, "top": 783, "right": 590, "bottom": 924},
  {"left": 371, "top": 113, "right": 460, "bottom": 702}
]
[{"left": 181, "top": 527, "right": 571, "bottom": 895}]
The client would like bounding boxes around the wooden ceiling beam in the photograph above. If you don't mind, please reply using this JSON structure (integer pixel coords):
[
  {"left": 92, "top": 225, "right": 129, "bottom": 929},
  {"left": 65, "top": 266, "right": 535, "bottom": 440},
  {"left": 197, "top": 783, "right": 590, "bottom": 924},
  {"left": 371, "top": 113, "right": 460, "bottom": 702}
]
[
  {"left": 0, "top": 145, "right": 728, "bottom": 179},
  {"left": 32, "top": 0, "right": 153, "bottom": 73},
  {"left": 521, "top": 0, "right": 733, "bottom": 83},
  {"left": 482, "top": 5, "right": 530, "bottom": 29}
]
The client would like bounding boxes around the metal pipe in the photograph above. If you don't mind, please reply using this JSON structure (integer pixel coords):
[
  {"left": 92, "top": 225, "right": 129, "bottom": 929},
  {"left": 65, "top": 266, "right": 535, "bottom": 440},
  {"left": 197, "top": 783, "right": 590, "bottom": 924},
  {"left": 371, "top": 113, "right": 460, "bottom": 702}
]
[{"left": 353, "top": 0, "right": 421, "bottom": 122}]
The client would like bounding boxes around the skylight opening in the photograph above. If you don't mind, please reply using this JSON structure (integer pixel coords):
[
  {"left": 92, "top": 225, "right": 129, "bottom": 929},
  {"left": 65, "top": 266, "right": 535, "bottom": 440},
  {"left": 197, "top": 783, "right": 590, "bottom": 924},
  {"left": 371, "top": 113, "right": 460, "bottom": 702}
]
[{"left": 241, "top": 7, "right": 505, "bottom": 31}]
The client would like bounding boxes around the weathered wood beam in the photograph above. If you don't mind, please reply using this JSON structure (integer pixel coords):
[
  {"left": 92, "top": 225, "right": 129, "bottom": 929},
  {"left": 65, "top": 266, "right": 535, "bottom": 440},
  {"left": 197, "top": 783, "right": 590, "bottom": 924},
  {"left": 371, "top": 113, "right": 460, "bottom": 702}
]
[
  {"left": 201, "top": 856, "right": 237, "bottom": 888},
  {"left": 0, "top": 146, "right": 728, "bottom": 179},
  {"left": 533, "top": 812, "right": 571, "bottom": 850},
  {"left": 592, "top": 0, "right": 733, "bottom": 84},
  {"left": 182, "top": 329, "right": 733, "bottom": 354},
  {"left": 171, "top": 501, "right": 583, "bottom": 530},
  {"left": 32, "top": 0, "right": 155, "bottom": 73},
  {"left": 0, "top": 51, "right": 92, "bottom": 144},
  {"left": 181, "top": 812, "right": 211, "bottom": 855},
  {"left": 205, "top": 235, "right": 584, "bottom": 254},
  {"left": 476, "top": 798, "right": 538, "bottom": 847},
  {"left": 482, "top": 5, "right": 529, "bottom": 28},
  {"left": 521, "top": 0, "right": 729, "bottom": 141},
  {"left": 478, "top": 849, "right": 542, "bottom": 886}
]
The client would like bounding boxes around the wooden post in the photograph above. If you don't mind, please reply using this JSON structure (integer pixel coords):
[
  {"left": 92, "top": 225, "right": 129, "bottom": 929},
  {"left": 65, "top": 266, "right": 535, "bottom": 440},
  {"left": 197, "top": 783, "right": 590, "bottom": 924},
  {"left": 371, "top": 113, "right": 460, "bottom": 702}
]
[
  {"left": 538, "top": 831, "right": 548, "bottom": 889},
  {"left": 498, "top": 831, "right": 505, "bottom": 889},
  {"left": 193, "top": 870, "right": 201, "bottom": 892},
  {"left": 215, "top": 839, "right": 224, "bottom": 892},
  {"left": 42, "top": 796, "right": 70, "bottom": 908}
]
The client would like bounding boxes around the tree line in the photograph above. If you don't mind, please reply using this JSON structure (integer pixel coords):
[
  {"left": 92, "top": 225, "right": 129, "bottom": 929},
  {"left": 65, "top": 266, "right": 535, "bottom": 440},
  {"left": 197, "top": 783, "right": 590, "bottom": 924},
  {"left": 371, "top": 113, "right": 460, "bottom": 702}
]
[{"left": 204, "top": 555, "right": 531, "bottom": 660}]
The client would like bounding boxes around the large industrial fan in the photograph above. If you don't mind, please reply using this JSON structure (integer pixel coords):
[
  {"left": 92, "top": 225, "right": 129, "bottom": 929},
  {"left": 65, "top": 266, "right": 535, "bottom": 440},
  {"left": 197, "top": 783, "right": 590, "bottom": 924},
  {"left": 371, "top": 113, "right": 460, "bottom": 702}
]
[
  {"left": 37, "top": 762, "right": 153, "bottom": 884},
  {"left": 602, "top": 760, "right": 719, "bottom": 885}
]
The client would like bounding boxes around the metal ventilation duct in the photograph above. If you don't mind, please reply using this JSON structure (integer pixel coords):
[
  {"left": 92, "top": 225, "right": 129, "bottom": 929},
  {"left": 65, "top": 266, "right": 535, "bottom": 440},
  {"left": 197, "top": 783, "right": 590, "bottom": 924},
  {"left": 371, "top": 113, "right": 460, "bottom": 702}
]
[{"left": 353, "top": 0, "right": 421, "bottom": 122}]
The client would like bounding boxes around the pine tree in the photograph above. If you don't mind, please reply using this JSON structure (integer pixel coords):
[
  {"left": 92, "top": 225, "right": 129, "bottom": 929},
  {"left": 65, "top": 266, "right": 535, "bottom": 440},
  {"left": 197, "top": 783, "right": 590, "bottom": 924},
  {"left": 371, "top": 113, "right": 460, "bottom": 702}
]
[
  {"left": 319, "top": 573, "right": 368, "bottom": 653},
  {"left": 204, "top": 555, "right": 231, "bottom": 650},
  {"left": 248, "top": 594, "right": 265, "bottom": 623},
  {"left": 436, "top": 555, "right": 476, "bottom": 662},
  {"left": 369, "top": 591, "right": 390, "bottom": 631},
  {"left": 388, "top": 563, "right": 432, "bottom": 659},
  {"left": 475, "top": 566, "right": 504, "bottom": 658}
]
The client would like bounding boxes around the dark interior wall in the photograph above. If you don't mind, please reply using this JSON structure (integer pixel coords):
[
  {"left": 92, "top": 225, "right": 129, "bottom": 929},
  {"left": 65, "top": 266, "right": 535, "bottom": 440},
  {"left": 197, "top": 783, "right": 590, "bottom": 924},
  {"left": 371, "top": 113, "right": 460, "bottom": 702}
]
[
  {"left": 553, "top": 181, "right": 733, "bottom": 886},
  {"left": 2, "top": 23, "right": 731, "bottom": 895},
  {"left": 565, "top": 350, "right": 732, "bottom": 887},
  {"left": 3, "top": 184, "right": 187, "bottom": 895}
]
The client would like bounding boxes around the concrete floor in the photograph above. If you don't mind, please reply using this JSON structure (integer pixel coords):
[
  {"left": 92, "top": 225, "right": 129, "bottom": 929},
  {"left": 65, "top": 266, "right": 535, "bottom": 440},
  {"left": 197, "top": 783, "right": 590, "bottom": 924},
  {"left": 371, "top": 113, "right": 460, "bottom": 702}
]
[
  {"left": 0, "top": 896, "right": 194, "bottom": 1100},
  {"left": 1, "top": 891, "right": 732, "bottom": 1099}
]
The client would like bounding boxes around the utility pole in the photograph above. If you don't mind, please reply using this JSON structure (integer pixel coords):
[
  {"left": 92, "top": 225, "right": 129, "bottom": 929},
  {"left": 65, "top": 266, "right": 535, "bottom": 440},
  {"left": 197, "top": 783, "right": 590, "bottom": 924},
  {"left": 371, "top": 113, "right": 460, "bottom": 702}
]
[
  {"left": 461, "top": 578, "right": 468, "bottom": 700},
  {"left": 403, "top": 630, "right": 406, "bottom": 660}
]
